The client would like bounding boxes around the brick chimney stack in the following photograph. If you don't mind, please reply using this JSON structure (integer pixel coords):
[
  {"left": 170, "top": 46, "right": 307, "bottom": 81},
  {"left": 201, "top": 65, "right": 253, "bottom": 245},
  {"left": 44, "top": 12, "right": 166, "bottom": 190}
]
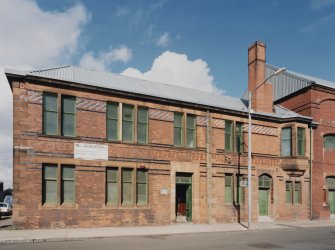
[{"left": 248, "top": 41, "right": 274, "bottom": 113}]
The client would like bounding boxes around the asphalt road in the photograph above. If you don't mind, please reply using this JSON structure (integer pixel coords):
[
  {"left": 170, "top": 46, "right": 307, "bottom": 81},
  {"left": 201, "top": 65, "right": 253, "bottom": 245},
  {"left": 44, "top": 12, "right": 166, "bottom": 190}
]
[{"left": 1, "top": 226, "right": 335, "bottom": 250}]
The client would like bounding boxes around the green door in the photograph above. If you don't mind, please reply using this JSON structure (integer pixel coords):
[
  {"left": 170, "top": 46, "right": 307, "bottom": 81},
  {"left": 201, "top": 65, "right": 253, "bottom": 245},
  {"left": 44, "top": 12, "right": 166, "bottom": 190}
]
[
  {"left": 329, "top": 190, "right": 335, "bottom": 214},
  {"left": 259, "top": 189, "right": 269, "bottom": 216},
  {"left": 186, "top": 184, "right": 192, "bottom": 221}
]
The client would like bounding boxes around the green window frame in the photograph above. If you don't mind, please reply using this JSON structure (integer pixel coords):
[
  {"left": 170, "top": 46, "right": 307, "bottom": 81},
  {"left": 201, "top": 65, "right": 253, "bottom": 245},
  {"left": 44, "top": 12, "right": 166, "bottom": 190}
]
[
  {"left": 137, "top": 107, "right": 148, "bottom": 144},
  {"left": 294, "top": 181, "right": 301, "bottom": 204},
  {"left": 122, "top": 105, "right": 134, "bottom": 142},
  {"left": 258, "top": 175, "right": 272, "bottom": 189},
  {"left": 174, "top": 112, "right": 184, "bottom": 146},
  {"left": 225, "top": 175, "right": 233, "bottom": 204},
  {"left": 61, "top": 96, "right": 76, "bottom": 137},
  {"left": 42, "top": 164, "right": 58, "bottom": 204},
  {"left": 61, "top": 165, "right": 75, "bottom": 204},
  {"left": 186, "top": 115, "right": 196, "bottom": 148},
  {"left": 236, "top": 122, "right": 243, "bottom": 153},
  {"left": 225, "top": 120, "right": 233, "bottom": 151},
  {"left": 106, "top": 168, "right": 118, "bottom": 204},
  {"left": 324, "top": 135, "right": 335, "bottom": 150},
  {"left": 281, "top": 127, "right": 292, "bottom": 156},
  {"left": 107, "top": 102, "right": 119, "bottom": 141},
  {"left": 122, "top": 168, "right": 133, "bottom": 205},
  {"left": 285, "top": 181, "right": 292, "bottom": 204},
  {"left": 236, "top": 175, "right": 244, "bottom": 203},
  {"left": 297, "top": 127, "right": 306, "bottom": 156},
  {"left": 136, "top": 170, "right": 148, "bottom": 204},
  {"left": 43, "top": 93, "right": 58, "bottom": 135}
]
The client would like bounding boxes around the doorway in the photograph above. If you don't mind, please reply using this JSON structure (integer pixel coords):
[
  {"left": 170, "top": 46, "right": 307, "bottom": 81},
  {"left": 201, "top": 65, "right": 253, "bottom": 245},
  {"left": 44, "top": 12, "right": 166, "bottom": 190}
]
[
  {"left": 258, "top": 174, "right": 272, "bottom": 217},
  {"left": 176, "top": 173, "right": 192, "bottom": 222},
  {"left": 329, "top": 190, "right": 335, "bottom": 215}
]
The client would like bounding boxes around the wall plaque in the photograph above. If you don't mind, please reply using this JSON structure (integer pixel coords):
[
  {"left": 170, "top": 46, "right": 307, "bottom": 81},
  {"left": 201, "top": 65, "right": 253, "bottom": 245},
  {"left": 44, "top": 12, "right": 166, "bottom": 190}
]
[{"left": 74, "top": 143, "right": 108, "bottom": 160}]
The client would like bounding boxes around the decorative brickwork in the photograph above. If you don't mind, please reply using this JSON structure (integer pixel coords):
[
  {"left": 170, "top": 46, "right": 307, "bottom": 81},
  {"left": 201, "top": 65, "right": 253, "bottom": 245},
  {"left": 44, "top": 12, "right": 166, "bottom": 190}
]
[
  {"left": 149, "top": 109, "right": 173, "bottom": 122},
  {"left": 76, "top": 98, "right": 106, "bottom": 113}
]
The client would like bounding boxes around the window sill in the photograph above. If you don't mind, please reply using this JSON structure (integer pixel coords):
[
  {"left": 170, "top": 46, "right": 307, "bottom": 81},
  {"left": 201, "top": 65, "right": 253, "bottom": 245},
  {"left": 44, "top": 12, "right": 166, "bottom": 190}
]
[{"left": 39, "top": 133, "right": 78, "bottom": 140}]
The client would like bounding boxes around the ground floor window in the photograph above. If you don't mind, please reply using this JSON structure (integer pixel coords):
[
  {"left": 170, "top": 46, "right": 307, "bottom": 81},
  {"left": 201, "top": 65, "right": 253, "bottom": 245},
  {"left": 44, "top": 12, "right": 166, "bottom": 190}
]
[
  {"left": 285, "top": 181, "right": 301, "bottom": 204},
  {"left": 106, "top": 167, "right": 148, "bottom": 206},
  {"left": 224, "top": 174, "right": 245, "bottom": 205},
  {"left": 42, "top": 164, "right": 75, "bottom": 205}
]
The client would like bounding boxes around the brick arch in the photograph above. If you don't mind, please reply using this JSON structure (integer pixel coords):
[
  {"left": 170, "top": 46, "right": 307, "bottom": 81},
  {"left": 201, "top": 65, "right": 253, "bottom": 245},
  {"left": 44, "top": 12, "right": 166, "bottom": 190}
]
[{"left": 318, "top": 98, "right": 335, "bottom": 105}]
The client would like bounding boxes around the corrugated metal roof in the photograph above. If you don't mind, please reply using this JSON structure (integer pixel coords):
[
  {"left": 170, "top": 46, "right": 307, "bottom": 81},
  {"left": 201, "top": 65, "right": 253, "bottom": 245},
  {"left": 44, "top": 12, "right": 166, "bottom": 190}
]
[
  {"left": 266, "top": 64, "right": 335, "bottom": 101},
  {"left": 5, "top": 66, "right": 310, "bottom": 120}
]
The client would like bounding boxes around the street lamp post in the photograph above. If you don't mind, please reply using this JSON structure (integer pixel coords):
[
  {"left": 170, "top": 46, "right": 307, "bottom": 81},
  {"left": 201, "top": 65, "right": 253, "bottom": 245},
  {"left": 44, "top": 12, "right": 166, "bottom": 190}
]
[{"left": 247, "top": 67, "right": 286, "bottom": 229}]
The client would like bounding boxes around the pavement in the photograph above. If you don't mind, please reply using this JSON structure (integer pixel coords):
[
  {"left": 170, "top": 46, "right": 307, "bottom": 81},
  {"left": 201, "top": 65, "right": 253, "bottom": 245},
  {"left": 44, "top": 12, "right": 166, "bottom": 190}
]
[{"left": 0, "top": 220, "right": 334, "bottom": 244}]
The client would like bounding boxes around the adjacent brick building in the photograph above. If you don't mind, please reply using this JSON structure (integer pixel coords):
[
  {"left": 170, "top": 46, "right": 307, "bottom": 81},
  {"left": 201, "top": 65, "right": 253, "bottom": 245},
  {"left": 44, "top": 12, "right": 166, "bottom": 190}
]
[
  {"left": 5, "top": 42, "right": 314, "bottom": 229},
  {"left": 268, "top": 56, "right": 335, "bottom": 220}
]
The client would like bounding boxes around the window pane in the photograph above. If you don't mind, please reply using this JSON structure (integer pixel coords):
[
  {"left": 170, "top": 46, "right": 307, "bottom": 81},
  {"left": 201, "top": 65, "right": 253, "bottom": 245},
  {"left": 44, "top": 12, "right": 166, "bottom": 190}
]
[
  {"left": 137, "top": 123, "right": 147, "bottom": 143},
  {"left": 107, "top": 103, "right": 118, "bottom": 118},
  {"left": 286, "top": 182, "right": 292, "bottom": 203},
  {"left": 137, "top": 170, "right": 147, "bottom": 183},
  {"left": 62, "top": 113, "right": 75, "bottom": 136},
  {"left": 174, "top": 113, "right": 182, "bottom": 127},
  {"left": 122, "top": 183, "right": 132, "bottom": 204},
  {"left": 187, "top": 115, "right": 195, "bottom": 129},
  {"left": 107, "top": 119, "right": 118, "bottom": 141},
  {"left": 297, "top": 128, "right": 305, "bottom": 156},
  {"left": 294, "top": 182, "right": 301, "bottom": 204},
  {"left": 225, "top": 175, "right": 233, "bottom": 203},
  {"left": 107, "top": 183, "right": 118, "bottom": 204},
  {"left": 45, "top": 180, "right": 57, "bottom": 203},
  {"left": 324, "top": 135, "right": 335, "bottom": 149},
  {"left": 174, "top": 127, "right": 182, "bottom": 146},
  {"left": 138, "top": 108, "right": 148, "bottom": 123},
  {"left": 43, "top": 165, "right": 57, "bottom": 204},
  {"left": 122, "top": 169, "right": 132, "bottom": 182},
  {"left": 107, "top": 169, "right": 117, "bottom": 182},
  {"left": 44, "top": 165, "right": 57, "bottom": 179},
  {"left": 63, "top": 180, "right": 75, "bottom": 202},
  {"left": 44, "top": 111, "right": 58, "bottom": 135},
  {"left": 187, "top": 130, "right": 195, "bottom": 148},
  {"left": 44, "top": 93, "right": 58, "bottom": 111},
  {"left": 225, "top": 120, "right": 233, "bottom": 151},
  {"left": 122, "top": 121, "right": 133, "bottom": 141},
  {"left": 137, "top": 183, "right": 147, "bottom": 204},
  {"left": 122, "top": 105, "right": 133, "bottom": 121},
  {"left": 62, "top": 166, "right": 75, "bottom": 203},
  {"left": 236, "top": 123, "right": 243, "bottom": 152},
  {"left": 62, "top": 96, "right": 76, "bottom": 113},
  {"left": 281, "top": 128, "right": 292, "bottom": 156}
]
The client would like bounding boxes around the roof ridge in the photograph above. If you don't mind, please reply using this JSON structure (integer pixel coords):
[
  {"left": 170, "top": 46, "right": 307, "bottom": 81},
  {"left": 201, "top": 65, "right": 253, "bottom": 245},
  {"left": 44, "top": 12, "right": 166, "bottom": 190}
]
[{"left": 30, "top": 65, "right": 71, "bottom": 73}]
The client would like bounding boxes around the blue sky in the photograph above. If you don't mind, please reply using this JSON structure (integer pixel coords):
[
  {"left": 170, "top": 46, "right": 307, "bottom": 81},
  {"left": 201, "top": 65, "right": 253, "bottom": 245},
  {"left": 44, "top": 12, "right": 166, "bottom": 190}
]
[{"left": 1, "top": 0, "right": 335, "bottom": 188}]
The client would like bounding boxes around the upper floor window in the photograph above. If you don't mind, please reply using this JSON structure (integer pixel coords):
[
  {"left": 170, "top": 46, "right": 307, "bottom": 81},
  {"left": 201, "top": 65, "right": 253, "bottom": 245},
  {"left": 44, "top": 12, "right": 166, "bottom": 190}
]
[
  {"left": 43, "top": 93, "right": 58, "bottom": 135},
  {"left": 174, "top": 112, "right": 183, "bottom": 147},
  {"left": 225, "top": 120, "right": 233, "bottom": 151},
  {"left": 297, "top": 127, "right": 306, "bottom": 156},
  {"left": 43, "top": 93, "right": 76, "bottom": 137},
  {"left": 122, "top": 104, "right": 134, "bottom": 142},
  {"left": 186, "top": 115, "right": 196, "bottom": 148},
  {"left": 137, "top": 107, "right": 148, "bottom": 144},
  {"left": 236, "top": 122, "right": 243, "bottom": 153},
  {"left": 174, "top": 112, "right": 197, "bottom": 148},
  {"left": 324, "top": 134, "right": 335, "bottom": 150},
  {"left": 106, "top": 102, "right": 119, "bottom": 141},
  {"left": 281, "top": 127, "right": 292, "bottom": 156},
  {"left": 61, "top": 96, "right": 76, "bottom": 137}
]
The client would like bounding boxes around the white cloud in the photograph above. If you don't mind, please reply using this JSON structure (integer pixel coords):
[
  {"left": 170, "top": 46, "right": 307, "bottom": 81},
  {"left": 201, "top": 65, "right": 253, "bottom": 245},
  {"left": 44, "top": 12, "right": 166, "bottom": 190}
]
[
  {"left": 0, "top": 0, "right": 89, "bottom": 70},
  {"left": 310, "top": 0, "right": 335, "bottom": 10},
  {"left": 115, "top": 5, "right": 129, "bottom": 17},
  {"left": 79, "top": 45, "right": 133, "bottom": 71},
  {"left": 300, "top": 14, "right": 335, "bottom": 33},
  {"left": 0, "top": 0, "right": 90, "bottom": 189},
  {"left": 156, "top": 32, "right": 170, "bottom": 47},
  {"left": 122, "top": 51, "right": 222, "bottom": 93}
]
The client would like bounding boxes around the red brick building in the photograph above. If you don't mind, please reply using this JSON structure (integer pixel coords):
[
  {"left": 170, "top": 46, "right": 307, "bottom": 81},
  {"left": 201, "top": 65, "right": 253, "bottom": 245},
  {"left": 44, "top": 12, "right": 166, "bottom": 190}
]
[
  {"left": 267, "top": 54, "right": 335, "bottom": 220},
  {"left": 5, "top": 42, "right": 314, "bottom": 229}
]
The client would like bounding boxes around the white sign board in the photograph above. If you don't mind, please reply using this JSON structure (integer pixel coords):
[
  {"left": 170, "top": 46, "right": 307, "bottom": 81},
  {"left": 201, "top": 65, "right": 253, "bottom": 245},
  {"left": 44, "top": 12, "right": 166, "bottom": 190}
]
[
  {"left": 240, "top": 180, "right": 248, "bottom": 187},
  {"left": 74, "top": 143, "right": 108, "bottom": 160}
]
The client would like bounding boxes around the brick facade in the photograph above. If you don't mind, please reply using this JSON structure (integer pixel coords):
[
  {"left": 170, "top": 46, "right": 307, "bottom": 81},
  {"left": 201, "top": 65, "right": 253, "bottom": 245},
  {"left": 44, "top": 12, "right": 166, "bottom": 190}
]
[{"left": 278, "top": 85, "right": 335, "bottom": 219}]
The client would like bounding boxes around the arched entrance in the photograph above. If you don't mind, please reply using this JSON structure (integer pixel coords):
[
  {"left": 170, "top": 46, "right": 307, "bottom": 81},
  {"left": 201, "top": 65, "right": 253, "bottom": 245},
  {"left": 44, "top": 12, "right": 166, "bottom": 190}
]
[
  {"left": 326, "top": 177, "right": 335, "bottom": 218},
  {"left": 258, "top": 174, "right": 272, "bottom": 217}
]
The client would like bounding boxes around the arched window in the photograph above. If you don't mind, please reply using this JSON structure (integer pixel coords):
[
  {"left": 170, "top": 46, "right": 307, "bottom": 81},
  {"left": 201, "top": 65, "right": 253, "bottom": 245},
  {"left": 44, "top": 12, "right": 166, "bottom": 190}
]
[
  {"left": 258, "top": 174, "right": 272, "bottom": 189},
  {"left": 324, "top": 135, "right": 335, "bottom": 149},
  {"left": 326, "top": 177, "right": 335, "bottom": 190}
]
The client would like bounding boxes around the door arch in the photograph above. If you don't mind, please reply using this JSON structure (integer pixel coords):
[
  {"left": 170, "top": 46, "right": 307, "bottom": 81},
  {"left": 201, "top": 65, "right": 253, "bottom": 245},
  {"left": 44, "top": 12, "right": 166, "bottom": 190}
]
[{"left": 258, "top": 174, "right": 272, "bottom": 216}]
